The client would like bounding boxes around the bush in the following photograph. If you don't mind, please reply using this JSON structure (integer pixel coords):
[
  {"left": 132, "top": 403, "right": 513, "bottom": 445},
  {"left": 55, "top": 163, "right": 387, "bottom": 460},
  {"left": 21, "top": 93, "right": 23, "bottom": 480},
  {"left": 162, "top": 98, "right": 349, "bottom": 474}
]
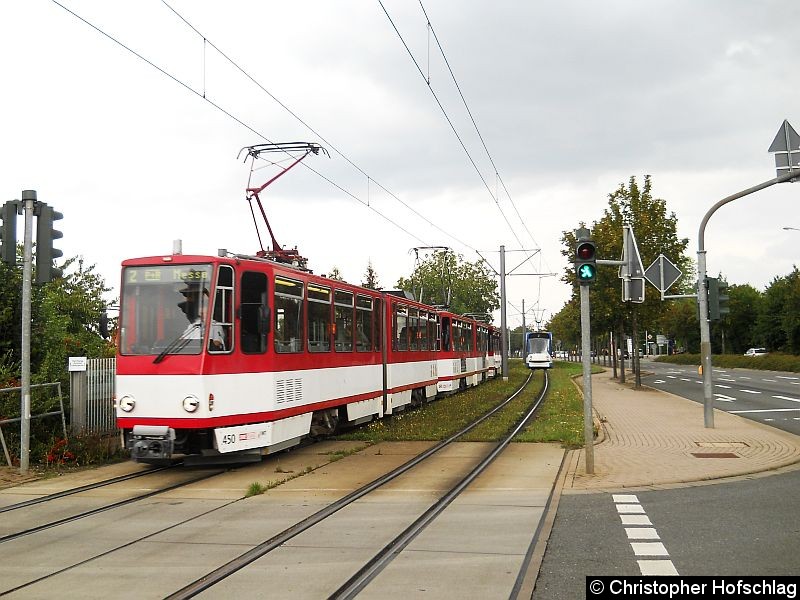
[
  {"left": 654, "top": 352, "right": 800, "bottom": 373},
  {"left": 13, "top": 431, "right": 126, "bottom": 470}
]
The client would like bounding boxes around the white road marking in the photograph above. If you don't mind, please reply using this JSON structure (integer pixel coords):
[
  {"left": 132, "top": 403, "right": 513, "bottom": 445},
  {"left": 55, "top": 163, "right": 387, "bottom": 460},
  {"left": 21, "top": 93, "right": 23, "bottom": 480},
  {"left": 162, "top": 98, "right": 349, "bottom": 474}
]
[
  {"left": 613, "top": 494, "right": 639, "bottom": 503},
  {"left": 667, "top": 375, "right": 677, "bottom": 379},
  {"left": 715, "top": 384, "right": 731, "bottom": 389},
  {"left": 616, "top": 504, "right": 645, "bottom": 514},
  {"left": 631, "top": 542, "right": 669, "bottom": 556},
  {"left": 613, "top": 496, "right": 677, "bottom": 575},
  {"left": 762, "top": 379, "right": 777, "bottom": 383},
  {"left": 680, "top": 378, "right": 690, "bottom": 382},
  {"left": 714, "top": 395, "right": 735, "bottom": 402},
  {"left": 718, "top": 378, "right": 737, "bottom": 382},
  {"left": 773, "top": 395, "right": 800, "bottom": 404},
  {"left": 739, "top": 389, "right": 761, "bottom": 394},
  {"left": 625, "top": 528, "right": 659, "bottom": 540},
  {"left": 638, "top": 560, "right": 679, "bottom": 576},
  {"left": 730, "top": 408, "right": 800, "bottom": 414},
  {"left": 652, "top": 380, "right": 666, "bottom": 384},
  {"left": 740, "top": 376, "right": 752, "bottom": 380},
  {"left": 777, "top": 376, "right": 799, "bottom": 380},
  {"left": 620, "top": 514, "right": 652, "bottom": 525}
]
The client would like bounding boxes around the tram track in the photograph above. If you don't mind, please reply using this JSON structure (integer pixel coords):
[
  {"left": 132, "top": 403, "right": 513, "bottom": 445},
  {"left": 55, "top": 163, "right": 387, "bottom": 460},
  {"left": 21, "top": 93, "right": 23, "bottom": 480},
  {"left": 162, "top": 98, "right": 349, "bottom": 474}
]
[
  {"left": 0, "top": 370, "right": 547, "bottom": 598},
  {"left": 0, "top": 463, "right": 177, "bottom": 514},
  {"left": 0, "top": 466, "right": 225, "bottom": 544},
  {"left": 167, "top": 370, "right": 546, "bottom": 599}
]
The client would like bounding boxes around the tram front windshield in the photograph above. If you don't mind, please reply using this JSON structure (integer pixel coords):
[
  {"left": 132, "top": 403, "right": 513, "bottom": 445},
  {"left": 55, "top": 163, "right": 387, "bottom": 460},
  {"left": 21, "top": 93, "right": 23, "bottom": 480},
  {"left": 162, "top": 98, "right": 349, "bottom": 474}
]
[
  {"left": 527, "top": 337, "right": 550, "bottom": 355},
  {"left": 120, "top": 264, "right": 214, "bottom": 356}
]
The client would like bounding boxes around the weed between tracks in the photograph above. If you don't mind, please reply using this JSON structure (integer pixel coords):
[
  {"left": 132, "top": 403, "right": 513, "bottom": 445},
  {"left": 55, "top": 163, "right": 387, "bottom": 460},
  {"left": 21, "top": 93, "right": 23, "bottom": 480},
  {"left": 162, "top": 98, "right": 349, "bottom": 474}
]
[{"left": 335, "top": 360, "right": 587, "bottom": 448}]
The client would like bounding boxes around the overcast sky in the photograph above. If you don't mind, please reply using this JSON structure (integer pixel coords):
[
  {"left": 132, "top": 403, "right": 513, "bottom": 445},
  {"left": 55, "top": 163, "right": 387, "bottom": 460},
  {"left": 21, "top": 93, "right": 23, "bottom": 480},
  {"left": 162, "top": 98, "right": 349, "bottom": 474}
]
[{"left": 2, "top": 1, "right": 798, "bottom": 329}]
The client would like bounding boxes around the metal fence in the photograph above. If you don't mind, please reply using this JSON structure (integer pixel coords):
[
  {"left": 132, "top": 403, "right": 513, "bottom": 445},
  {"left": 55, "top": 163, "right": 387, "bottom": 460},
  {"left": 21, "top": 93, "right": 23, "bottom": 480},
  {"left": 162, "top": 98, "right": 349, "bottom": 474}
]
[
  {"left": 71, "top": 358, "right": 117, "bottom": 435},
  {"left": 0, "top": 382, "right": 67, "bottom": 467}
]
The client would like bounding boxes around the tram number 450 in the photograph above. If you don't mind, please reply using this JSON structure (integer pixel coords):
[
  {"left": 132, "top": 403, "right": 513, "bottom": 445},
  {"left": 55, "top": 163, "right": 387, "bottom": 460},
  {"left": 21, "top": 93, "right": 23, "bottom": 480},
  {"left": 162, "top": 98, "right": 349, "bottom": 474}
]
[{"left": 221, "top": 434, "right": 237, "bottom": 446}]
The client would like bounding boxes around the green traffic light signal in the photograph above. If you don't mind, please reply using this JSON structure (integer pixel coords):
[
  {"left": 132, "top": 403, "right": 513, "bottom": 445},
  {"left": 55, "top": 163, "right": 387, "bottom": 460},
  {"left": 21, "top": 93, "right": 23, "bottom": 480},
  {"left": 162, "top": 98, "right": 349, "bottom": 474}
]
[
  {"left": 575, "top": 239, "right": 597, "bottom": 285},
  {"left": 578, "top": 263, "right": 596, "bottom": 281}
]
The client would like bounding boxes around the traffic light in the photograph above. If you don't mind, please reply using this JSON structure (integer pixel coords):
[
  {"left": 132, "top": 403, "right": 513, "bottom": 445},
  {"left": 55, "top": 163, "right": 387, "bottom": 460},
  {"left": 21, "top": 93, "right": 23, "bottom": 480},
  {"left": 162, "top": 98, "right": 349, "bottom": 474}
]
[
  {"left": 575, "top": 239, "right": 597, "bottom": 284},
  {"left": 707, "top": 277, "right": 730, "bottom": 321},
  {"left": 35, "top": 204, "right": 63, "bottom": 284},
  {"left": 716, "top": 278, "right": 729, "bottom": 319},
  {"left": 1, "top": 200, "right": 18, "bottom": 266}
]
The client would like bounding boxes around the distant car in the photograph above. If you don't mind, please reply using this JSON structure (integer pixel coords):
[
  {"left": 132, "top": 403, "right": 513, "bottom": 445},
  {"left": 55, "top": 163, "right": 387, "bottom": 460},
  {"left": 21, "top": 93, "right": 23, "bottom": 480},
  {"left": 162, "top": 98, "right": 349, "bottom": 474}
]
[{"left": 744, "top": 347, "right": 768, "bottom": 357}]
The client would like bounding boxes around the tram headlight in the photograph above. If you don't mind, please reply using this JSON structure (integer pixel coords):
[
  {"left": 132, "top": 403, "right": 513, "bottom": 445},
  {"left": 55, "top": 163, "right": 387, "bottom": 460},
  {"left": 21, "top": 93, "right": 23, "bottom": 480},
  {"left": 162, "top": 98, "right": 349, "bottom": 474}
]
[
  {"left": 119, "top": 395, "right": 136, "bottom": 412},
  {"left": 182, "top": 395, "right": 200, "bottom": 413}
]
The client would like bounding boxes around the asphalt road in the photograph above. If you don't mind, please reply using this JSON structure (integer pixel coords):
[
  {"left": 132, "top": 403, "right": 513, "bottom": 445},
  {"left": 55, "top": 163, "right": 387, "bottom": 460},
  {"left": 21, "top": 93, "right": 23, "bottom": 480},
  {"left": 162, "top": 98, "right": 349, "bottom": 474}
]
[
  {"left": 640, "top": 360, "right": 800, "bottom": 436},
  {"left": 534, "top": 468, "right": 800, "bottom": 598}
]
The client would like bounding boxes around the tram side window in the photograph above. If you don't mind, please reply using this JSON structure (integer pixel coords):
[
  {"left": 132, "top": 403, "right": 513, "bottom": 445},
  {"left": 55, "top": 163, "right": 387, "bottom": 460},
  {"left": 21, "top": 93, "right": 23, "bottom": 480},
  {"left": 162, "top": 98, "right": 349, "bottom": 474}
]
[
  {"left": 374, "top": 297, "right": 383, "bottom": 353},
  {"left": 334, "top": 290, "right": 354, "bottom": 352},
  {"left": 409, "top": 308, "right": 419, "bottom": 351},
  {"left": 394, "top": 305, "right": 408, "bottom": 351},
  {"left": 356, "top": 295, "right": 373, "bottom": 352},
  {"left": 274, "top": 276, "right": 304, "bottom": 353},
  {"left": 442, "top": 316, "right": 451, "bottom": 351},
  {"left": 308, "top": 284, "right": 331, "bottom": 353},
  {"left": 240, "top": 271, "right": 268, "bottom": 354},
  {"left": 209, "top": 265, "right": 234, "bottom": 353}
]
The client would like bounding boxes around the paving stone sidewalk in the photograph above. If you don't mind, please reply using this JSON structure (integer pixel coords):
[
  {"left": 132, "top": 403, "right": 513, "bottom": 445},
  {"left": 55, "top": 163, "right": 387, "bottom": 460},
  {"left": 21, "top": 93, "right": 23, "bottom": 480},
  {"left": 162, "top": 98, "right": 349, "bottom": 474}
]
[{"left": 563, "top": 372, "right": 800, "bottom": 492}]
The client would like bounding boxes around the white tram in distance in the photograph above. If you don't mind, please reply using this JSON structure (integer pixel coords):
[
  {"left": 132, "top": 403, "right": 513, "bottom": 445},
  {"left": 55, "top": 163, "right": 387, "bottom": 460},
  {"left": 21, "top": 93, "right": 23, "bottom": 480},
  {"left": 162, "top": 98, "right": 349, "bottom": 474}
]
[{"left": 116, "top": 252, "right": 500, "bottom": 464}]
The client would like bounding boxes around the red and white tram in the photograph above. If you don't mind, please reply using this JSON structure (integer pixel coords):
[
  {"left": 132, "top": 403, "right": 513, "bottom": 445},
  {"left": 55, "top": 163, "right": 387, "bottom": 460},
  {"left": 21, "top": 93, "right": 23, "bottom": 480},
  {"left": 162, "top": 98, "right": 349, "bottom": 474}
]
[{"left": 115, "top": 252, "right": 497, "bottom": 464}]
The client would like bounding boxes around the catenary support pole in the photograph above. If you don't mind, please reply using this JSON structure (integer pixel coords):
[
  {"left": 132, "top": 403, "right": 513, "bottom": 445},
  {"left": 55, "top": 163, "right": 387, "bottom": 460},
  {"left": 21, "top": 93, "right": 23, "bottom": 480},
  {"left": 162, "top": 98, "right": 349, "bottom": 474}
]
[{"left": 499, "top": 245, "right": 508, "bottom": 381}]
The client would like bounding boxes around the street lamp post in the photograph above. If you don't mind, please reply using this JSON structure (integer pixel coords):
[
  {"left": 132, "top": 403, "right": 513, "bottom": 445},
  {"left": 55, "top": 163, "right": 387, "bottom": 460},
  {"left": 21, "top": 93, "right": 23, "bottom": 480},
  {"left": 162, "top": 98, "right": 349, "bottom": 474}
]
[{"left": 698, "top": 169, "right": 799, "bottom": 427}]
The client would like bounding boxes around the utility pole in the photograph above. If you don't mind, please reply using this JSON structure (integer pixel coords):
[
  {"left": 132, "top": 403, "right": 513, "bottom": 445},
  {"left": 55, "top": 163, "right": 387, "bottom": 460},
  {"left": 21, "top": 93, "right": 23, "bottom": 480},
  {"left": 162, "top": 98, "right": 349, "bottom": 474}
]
[
  {"left": 20, "top": 190, "right": 36, "bottom": 474},
  {"left": 499, "top": 245, "right": 508, "bottom": 380}
]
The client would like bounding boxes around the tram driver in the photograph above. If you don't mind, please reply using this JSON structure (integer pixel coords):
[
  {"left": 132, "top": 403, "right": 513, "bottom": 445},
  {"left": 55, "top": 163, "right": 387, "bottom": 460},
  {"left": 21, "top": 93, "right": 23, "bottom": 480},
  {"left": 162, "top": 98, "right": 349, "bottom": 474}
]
[{"left": 178, "top": 284, "right": 227, "bottom": 351}]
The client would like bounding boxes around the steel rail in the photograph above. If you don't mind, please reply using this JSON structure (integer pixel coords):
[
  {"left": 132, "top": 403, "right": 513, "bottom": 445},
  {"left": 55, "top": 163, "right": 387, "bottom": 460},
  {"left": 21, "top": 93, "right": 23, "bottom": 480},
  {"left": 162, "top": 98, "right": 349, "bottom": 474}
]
[
  {"left": 0, "top": 468, "right": 224, "bottom": 544},
  {"left": 330, "top": 370, "right": 549, "bottom": 598},
  {"left": 167, "top": 371, "right": 537, "bottom": 599},
  {"left": 0, "top": 464, "right": 176, "bottom": 514}
]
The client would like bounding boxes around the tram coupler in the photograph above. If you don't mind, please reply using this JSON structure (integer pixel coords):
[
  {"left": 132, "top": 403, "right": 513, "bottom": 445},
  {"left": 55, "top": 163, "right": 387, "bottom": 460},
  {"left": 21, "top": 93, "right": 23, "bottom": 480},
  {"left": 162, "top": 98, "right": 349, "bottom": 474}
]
[{"left": 128, "top": 425, "right": 175, "bottom": 462}]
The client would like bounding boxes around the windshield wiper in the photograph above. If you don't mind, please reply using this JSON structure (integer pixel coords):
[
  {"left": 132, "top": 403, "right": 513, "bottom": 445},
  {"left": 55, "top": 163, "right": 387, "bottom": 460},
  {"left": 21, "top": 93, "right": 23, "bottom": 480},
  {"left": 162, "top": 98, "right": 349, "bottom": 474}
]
[{"left": 153, "top": 324, "right": 200, "bottom": 364}]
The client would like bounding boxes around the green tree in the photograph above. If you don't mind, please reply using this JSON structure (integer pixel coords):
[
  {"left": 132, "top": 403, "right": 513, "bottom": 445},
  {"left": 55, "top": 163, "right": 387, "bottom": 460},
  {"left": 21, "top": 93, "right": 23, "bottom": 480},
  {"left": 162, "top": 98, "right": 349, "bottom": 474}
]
[
  {"left": 716, "top": 282, "right": 761, "bottom": 354},
  {"left": 757, "top": 267, "right": 800, "bottom": 354},
  {"left": 657, "top": 300, "right": 698, "bottom": 353},
  {"left": 556, "top": 176, "right": 691, "bottom": 373},
  {"left": 327, "top": 266, "right": 345, "bottom": 282},
  {"left": 33, "top": 257, "right": 115, "bottom": 386},
  {"left": 548, "top": 300, "right": 580, "bottom": 351},
  {"left": 0, "top": 253, "right": 114, "bottom": 418},
  {"left": 396, "top": 249, "right": 499, "bottom": 318},
  {"left": 361, "top": 260, "right": 381, "bottom": 290}
]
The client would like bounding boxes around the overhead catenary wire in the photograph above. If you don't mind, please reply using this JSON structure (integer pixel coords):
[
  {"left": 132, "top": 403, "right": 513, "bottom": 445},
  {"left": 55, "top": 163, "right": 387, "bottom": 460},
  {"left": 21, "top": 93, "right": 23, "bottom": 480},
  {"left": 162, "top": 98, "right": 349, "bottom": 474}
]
[
  {"left": 417, "top": 0, "right": 540, "bottom": 253},
  {"left": 49, "top": 0, "right": 484, "bottom": 254},
  {"left": 378, "top": 0, "right": 527, "bottom": 252},
  {"left": 159, "top": 0, "right": 479, "bottom": 259}
]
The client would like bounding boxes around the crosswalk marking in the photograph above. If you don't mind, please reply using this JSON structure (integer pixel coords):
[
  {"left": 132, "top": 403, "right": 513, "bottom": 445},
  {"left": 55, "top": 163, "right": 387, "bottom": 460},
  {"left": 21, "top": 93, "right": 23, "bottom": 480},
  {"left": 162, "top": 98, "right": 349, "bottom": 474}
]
[{"left": 612, "top": 494, "right": 678, "bottom": 576}]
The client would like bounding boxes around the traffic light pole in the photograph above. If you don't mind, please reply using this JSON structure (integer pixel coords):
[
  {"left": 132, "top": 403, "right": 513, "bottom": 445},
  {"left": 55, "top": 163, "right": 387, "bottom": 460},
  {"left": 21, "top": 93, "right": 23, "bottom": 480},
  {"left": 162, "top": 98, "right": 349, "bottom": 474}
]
[
  {"left": 580, "top": 284, "right": 594, "bottom": 474},
  {"left": 697, "top": 169, "right": 798, "bottom": 429},
  {"left": 20, "top": 190, "right": 36, "bottom": 473}
]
